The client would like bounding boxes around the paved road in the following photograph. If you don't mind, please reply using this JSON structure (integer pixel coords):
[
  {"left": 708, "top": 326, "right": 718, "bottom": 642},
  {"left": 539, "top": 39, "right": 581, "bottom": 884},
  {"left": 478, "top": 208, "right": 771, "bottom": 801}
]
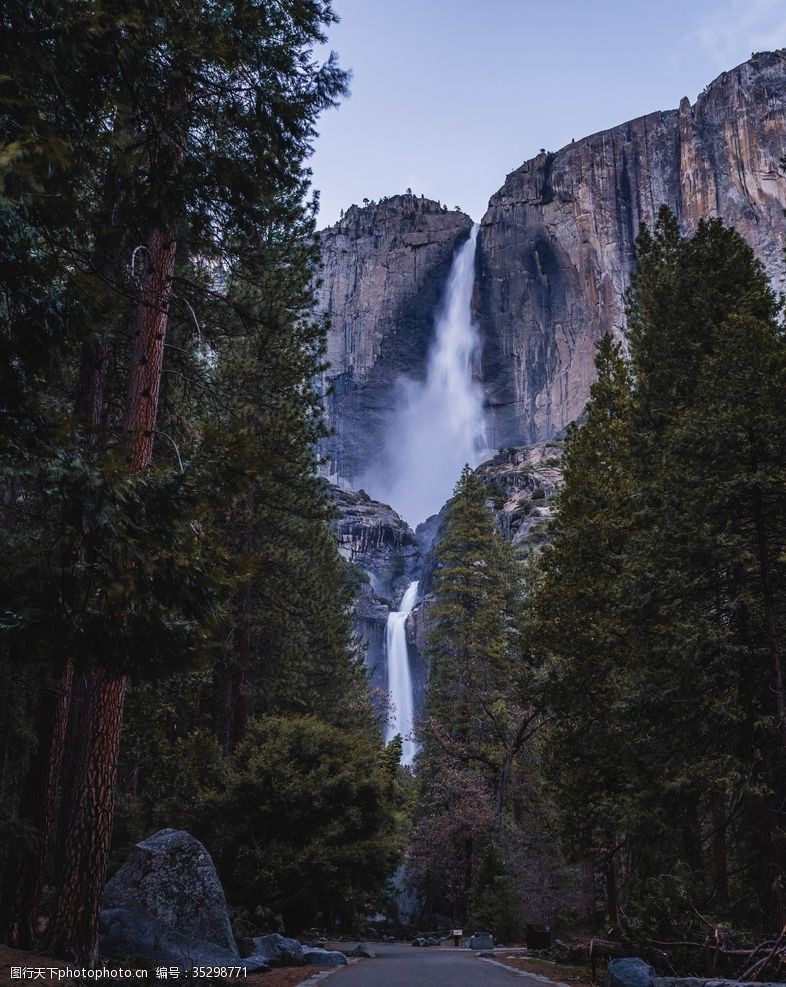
[{"left": 327, "top": 943, "right": 540, "bottom": 986}]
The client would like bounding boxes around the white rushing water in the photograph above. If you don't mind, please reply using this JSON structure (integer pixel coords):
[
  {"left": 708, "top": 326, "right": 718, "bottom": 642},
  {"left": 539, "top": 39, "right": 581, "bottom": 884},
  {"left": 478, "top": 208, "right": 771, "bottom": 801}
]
[
  {"left": 373, "top": 225, "right": 488, "bottom": 766},
  {"left": 365, "top": 223, "right": 488, "bottom": 526},
  {"left": 385, "top": 580, "right": 420, "bottom": 765}
]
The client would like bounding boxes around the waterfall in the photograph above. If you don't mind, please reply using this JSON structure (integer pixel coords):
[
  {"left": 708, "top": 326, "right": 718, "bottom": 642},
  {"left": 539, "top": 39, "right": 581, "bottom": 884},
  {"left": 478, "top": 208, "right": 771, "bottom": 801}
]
[
  {"left": 373, "top": 225, "right": 488, "bottom": 766},
  {"left": 385, "top": 580, "right": 419, "bottom": 766},
  {"left": 364, "top": 223, "right": 488, "bottom": 526}
]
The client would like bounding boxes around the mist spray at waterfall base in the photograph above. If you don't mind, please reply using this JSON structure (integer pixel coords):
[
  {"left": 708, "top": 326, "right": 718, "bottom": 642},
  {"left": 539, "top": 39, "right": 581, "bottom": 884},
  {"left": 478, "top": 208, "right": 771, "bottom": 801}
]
[{"left": 363, "top": 224, "right": 488, "bottom": 527}]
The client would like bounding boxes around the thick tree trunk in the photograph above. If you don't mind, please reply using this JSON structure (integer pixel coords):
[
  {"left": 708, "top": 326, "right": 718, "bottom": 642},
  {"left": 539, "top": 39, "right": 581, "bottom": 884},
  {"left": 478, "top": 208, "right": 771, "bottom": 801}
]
[
  {"left": 54, "top": 671, "right": 91, "bottom": 890},
  {"left": 681, "top": 794, "right": 704, "bottom": 894},
  {"left": 122, "top": 227, "right": 178, "bottom": 469},
  {"left": 580, "top": 859, "right": 595, "bottom": 917},
  {"left": 51, "top": 226, "right": 177, "bottom": 964},
  {"left": 12, "top": 326, "right": 115, "bottom": 947},
  {"left": 49, "top": 670, "right": 127, "bottom": 964},
  {"left": 494, "top": 714, "right": 532, "bottom": 819},
  {"left": 229, "top": 588, "right": 251, "bottom": 751}
]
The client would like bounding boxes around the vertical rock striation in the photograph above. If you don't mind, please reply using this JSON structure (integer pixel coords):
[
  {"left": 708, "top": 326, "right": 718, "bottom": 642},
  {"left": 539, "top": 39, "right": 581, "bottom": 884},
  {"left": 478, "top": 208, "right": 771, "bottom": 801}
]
[
  {"left": 317, "top": 195, "right": 473, "bottom": 485},
  {"left": 476, "top": 50, "right": 786, "bottom": 447}
]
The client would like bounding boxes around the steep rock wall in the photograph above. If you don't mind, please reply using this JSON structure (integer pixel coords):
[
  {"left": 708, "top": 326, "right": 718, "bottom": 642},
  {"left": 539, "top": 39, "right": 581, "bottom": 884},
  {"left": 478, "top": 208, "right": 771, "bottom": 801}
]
[
  {"left": 328, "top": 486, "right": 426, "bottom": 718},
  {"left": 476, "top": 50, "right": 786, "bottom": 446},
  {"left": 317, "top": 195, "right": 473, "bottom": 485}
]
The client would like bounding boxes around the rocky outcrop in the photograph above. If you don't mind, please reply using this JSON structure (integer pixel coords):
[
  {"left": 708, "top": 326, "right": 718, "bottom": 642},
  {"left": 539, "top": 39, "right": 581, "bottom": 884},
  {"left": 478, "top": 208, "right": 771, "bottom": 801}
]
[
  {"left": 318, "top": 195, "right": 473, "bottom": 486},
  {"left": 476, "top": 50, "right": 786, "bottom": 448},
  {"left": 330, "top": 486, "right": 421, "bottom": 599},
  {"left": 474, "top": 442, "right": 563, "bottom": 554},
  {"left": 318, "top": 54, "right": 786, "bottom": 473},
  {"left": 329, "top": 485, "right": 423, "bottom": 708},
  {"left": 416, "top": 441, "right": 564, "bottom": 601}
]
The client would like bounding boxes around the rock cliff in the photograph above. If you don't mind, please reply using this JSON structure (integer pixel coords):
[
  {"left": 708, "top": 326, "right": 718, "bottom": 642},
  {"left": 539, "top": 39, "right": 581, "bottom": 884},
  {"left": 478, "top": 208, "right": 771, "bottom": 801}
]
[
  {"left": 319, "top": 53, "right": 786, "bottom": 468},
  {"left": 317, "top": 195, "right": 473, "bottom": 486},
  {"left": 476, "top": 50, "right": 786, "bottom": 447},
  {"left": 328, "top": 486, "right": 424, "bottom": 709}
]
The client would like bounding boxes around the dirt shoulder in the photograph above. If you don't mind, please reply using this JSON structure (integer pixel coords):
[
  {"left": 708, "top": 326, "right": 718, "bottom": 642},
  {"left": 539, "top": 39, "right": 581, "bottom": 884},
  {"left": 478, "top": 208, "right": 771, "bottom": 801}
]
[
  {"left": 491, "top": 953, "right": 595, "bottom": 986},
  {"left": 0, "top": 945, "right": 344, "bottom": 987}
]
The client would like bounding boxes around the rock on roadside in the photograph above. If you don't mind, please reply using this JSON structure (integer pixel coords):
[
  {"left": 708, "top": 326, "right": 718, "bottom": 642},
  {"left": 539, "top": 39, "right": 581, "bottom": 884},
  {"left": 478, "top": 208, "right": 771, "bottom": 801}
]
[
  {"left": 606, "top": 957, "right": 655, "bottom": 987},
  {"left": 244, "top": 933, "right": 304, "bottom": 967},
  {"left": 303, "top": 947, "right": 348, "bottom": 967}
]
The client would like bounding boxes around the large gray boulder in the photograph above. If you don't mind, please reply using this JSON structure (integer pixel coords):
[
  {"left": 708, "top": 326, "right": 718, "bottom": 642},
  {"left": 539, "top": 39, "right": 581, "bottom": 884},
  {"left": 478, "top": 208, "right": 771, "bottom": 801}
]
[
  {"left": 102, "top": 829, "right": 236, "bottom": 955},
  {"left": 606, "top": 958, "right": 656, "bottom": 987},
  {"left": 247, "top": 933, "right": 304, "bottom": 967},
  {"left": 303, "top": 947, "right": 348, "bottom": 967}
]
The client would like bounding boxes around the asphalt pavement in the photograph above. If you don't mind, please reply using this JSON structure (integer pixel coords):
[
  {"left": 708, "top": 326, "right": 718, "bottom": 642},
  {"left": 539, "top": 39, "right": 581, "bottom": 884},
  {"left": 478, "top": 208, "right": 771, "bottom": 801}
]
[{"left": 327, "top": 943, "right": 550, "bottom": 986}]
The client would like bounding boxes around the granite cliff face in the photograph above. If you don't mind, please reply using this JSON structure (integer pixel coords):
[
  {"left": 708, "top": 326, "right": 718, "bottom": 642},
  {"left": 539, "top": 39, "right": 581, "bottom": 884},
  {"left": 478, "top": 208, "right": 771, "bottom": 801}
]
[
  {"left": 317, "top": 195, "right": 473, "bottom": 486},
  {"left": 319, "top": 53, "right": 786, "bottom": 468},
  {"left": 476, "top": 50, "right": 786, "bottom": 447}
]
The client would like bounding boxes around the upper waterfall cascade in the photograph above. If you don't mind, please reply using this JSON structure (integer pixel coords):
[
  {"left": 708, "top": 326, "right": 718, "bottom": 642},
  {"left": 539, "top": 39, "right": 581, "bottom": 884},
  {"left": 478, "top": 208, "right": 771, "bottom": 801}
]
[{"left": 364, "top": 224, "right": 488, "bottom": 527}]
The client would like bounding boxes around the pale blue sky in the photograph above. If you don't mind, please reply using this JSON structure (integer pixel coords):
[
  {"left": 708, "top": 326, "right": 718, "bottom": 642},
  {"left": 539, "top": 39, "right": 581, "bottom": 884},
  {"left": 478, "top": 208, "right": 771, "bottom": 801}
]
[{"left": 310, "top": 0, "right": 786, "bottom": 226}]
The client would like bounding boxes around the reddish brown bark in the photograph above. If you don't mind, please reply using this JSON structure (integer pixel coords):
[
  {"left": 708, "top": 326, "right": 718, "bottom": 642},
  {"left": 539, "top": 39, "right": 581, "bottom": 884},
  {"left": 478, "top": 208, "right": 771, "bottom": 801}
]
[
  {"left": 49, "top": 670, "right": 127, "bottom": 964},
  {"left": 122, "top": 227, "right": 178, "bottom": 470},
  {"left": 50, "top": 78, "right": 186, "bottom": 963},
  {"left": 12, "top": 326, "right": 115, "bottom": 947},
  {"left": 52, "top": 226, "right": 178, "bottom": 962}
]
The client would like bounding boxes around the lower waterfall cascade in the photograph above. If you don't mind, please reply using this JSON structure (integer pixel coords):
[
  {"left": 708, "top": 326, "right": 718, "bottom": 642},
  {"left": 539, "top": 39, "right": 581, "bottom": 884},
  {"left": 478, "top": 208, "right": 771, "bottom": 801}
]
[{"left": 385, "top": 580, "right": 420, "bottom": 766}]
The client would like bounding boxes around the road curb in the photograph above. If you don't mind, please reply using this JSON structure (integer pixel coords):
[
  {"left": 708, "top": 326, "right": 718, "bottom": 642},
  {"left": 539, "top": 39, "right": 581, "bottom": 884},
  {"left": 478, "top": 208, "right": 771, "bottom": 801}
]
[
  {"left": 477, "top": 957, "right": 571, "bottom": 984},
  {"left": 299, "top": 957, "right": 363, "bottom": 985}
]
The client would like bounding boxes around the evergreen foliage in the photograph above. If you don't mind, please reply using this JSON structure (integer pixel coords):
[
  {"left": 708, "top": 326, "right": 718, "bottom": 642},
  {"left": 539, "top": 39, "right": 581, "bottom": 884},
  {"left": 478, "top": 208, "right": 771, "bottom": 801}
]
[
  {"left": 412, "top": 466, "right": 534, "bottom": 929},
  {"left": 535, "top": 208, "right": 786, "bottom": 936},
  {"left": 0, "top": 0, "right": 400, "bottom": 957}
]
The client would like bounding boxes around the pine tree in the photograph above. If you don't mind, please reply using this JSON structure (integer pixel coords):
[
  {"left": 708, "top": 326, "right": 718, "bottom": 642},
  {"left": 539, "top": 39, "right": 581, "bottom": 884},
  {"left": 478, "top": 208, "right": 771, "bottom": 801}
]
[
  {"left": 534, "top": 334, "right": 634, "bottom": 924},
  {"left": 0, "top": 0, "right": 350, "bottom": 961},
  {"left": 537, "top": 212, "right": 786, "bottom": 935},
  {"left": 412, "top": 465, "right": 532, "bottom": 924}
]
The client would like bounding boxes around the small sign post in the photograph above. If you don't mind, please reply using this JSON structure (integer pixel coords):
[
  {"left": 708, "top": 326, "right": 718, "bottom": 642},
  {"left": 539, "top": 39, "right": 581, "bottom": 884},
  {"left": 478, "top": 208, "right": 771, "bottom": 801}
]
[{"left": 452, "top": 929, "right": 463, "bottom": 947}]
